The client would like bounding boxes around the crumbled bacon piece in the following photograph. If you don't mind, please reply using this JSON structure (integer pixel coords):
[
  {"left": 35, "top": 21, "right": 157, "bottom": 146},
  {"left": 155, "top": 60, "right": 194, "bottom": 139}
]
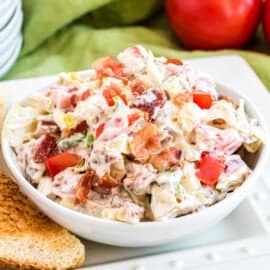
[
  {"left": 121, "top": 77, "right": 129, "bottom": 86},
  {"left": 67, "top": 86, "right": 78, "bottom": 93},
  {"left": 70, "top": 89, "right": 91, "bottom": 108},
  {"left": 130, "top": 123, "right": 162, "bottom": 161},
  {"left": 188, "top": 128, "right": 196, "bottom": 144},
  {"left": 82, "top": 172, "right": 119, "bottom": 195},
  {"left": 72, "top": 120, "right": 89, "bottom": 133},
  {"left": 76, "top": 169, "right": 119, "bottom": 199},
  {"left": 75, "top": 169, "right": 95, "bottom": 203},
  {"left": 149, "top": 147, "right": 181, "bottom": 172},
  {"left": 38, "top": 115, "right": 56, "bottom": 126},
  {"left": 103, "top": 84, "right": 127, "bottom": 106},
  {"left": 33, "top": 134, "right": 57, "bottom": 163},
  {"left": 173, "top": 93, "right": 193, "bottom": 108},
  {"left": 98, "top": 173, "right": 119, "bottom": 189},
  {"left": 131, "top": 89, "right": 166, "bottom": 121},
  {"left": 130, "top": 80, "right": 146, "bottom": 95}
]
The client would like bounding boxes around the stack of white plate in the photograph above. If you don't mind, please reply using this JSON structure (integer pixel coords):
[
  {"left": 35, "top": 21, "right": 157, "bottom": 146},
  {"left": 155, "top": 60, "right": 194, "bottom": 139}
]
[{"left": 0, "top": 0, "right": 23, "bottom": 78}]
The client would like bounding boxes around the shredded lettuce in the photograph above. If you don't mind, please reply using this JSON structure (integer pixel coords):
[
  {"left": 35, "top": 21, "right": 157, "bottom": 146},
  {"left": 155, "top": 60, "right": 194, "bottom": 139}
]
[{"left": 4, "top": 105, "right": 37, "bottom": 147}]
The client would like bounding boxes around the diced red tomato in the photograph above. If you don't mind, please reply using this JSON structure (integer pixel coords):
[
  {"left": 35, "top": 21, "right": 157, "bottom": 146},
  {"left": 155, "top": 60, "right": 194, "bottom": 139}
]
[
  {"left": 103, "top": 85, "right": 127, "bottom": 106},
  {"left": 196, "top": 152, "right": 225, "bottom": 186},
  {"left": 95, "top": 123, "right": 105, "bottom": 137},
  {"left": 130, "top": 123, "right": 162, "bottom": 161},
  {"left": 130, "top": 80, "right": 146, "bottom": 95},
  {"left": 45, "top": 152, "right": 81, "bottom": 177},
  {"left": 165, "top": 58, "right": 183, "bottom": 65},
  {"left": 103, "top": 88, "right": 115, "bottom": 106},
  {"left": 91, "top": 56, "right": 124, "bottom": 78},
  {"left": 128, "top": 113, "right": 141, "bottom": 126},
  {"left": 193, "top": 93, "right": 213, "bottom": 109}
]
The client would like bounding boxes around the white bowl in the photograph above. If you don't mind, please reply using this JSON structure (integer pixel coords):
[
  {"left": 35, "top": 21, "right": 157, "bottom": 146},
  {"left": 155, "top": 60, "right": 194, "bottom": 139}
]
[
  {"left": 0, "top": 35, "right": 18, "bottom": 67},
  {"left": 1, "top": 78, "right": 269, "bottom": 247},
  {"left": 0, "top": 3, "right": 23, "bottom": 55},
  {"left": 0, "top": 34, "right": 22, "bottom": 78},
  {"left": 0, "top": 0, "right": 16, "bottom": 30}
]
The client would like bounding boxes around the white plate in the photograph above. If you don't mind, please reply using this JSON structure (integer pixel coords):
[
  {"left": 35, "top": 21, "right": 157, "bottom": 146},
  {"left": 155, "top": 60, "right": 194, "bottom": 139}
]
[
  {"left": 0, "top": 34, "right": 22, "bottom": 78},
  {"left": 0, "top": 0, "right": 17, "bottom": 30},
  {"left": 0, "top": 4, "right": 22, "bottom": 55}
]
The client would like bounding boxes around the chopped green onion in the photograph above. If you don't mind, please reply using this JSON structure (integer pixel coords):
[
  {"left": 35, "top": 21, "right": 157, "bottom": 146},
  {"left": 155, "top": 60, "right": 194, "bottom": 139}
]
[
  {"left": 57, "top": 133, "right": 84, "bottom": 151},
  {"left": 175, "top": 183, "right": 183, "bottom": 195},
  {"left": 85, "top": 133, "right": 95, "bottom": 147}
]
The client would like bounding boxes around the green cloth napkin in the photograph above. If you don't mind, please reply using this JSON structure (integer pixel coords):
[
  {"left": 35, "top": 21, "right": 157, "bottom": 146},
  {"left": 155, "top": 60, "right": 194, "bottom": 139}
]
[{"left": 4, "top": 0, "right": 270, "bottom": 91}]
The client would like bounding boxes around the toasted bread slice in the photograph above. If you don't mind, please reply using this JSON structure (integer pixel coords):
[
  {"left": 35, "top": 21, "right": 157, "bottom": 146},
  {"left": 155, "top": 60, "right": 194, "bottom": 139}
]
[{"left": 0, "top": 172, "right": 85, "bottom": 269}]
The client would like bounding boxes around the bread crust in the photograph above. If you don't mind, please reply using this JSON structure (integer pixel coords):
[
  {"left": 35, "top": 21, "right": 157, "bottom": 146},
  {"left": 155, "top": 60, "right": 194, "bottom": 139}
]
[{"left": 0, "top": 172, "right": 85, "bottom": 270}]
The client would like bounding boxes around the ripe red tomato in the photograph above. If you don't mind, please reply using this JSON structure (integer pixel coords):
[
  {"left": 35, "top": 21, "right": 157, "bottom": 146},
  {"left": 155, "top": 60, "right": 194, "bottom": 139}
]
[
  {"left": 196, "top": 152, "right": 225, "bottom": 187},
  {"left": 45, "top": 152, "right": 81, "bottom": 177},
  {"left": 166, "top": 0, "right": 262, "bottom": 50},
  {"left": 263, "top": 0, "right": 270, "bottom": 45},
  {"left": 128, "top": 113, "right": 141, "bottom": 126},
  {"left": 193, "top": 93, "right": 213, "bottom": 109},
  {"left": 95, "top": 122, "right": 105, "bottom": 137}
]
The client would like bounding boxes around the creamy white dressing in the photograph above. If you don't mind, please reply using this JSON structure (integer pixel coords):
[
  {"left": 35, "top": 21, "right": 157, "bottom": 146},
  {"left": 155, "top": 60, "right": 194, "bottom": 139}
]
[
  {"left": 178, "top": 102, "right": 204, "bottom": 133},
  {"left": 52, "top": 168, "right": 81, "bottom": 198},
  {"left": 195, "top": 125, "right": 243, "bottom": 155},
  {"left": 124, "top": 163, "right": 157, "bottom": 195},
  {"left": 203, "top": 100, "right": 236, "bottom": 127},
  {"left": 73, "top": 94, "right": 108, "bottom": 128},
  {"left": 216, "top": 155, "right": 251, "bottom": 192},
  {"left": 16, "top": 139, "right": 46, "bottom": 183},
  {"left": 98, "top": 110, "right": 129, "bottom": 142},
  {"left": 150, "top": 184, "right": 202, "bottom": 221},
  {"left": 118, "top": 45, "right": 148, "bottom": 70}
]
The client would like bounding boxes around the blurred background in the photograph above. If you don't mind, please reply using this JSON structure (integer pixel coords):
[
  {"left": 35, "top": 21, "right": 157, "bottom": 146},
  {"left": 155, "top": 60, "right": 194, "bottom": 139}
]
[{"left": 1, "top": 0, "right": 270, "bottom": 88}]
